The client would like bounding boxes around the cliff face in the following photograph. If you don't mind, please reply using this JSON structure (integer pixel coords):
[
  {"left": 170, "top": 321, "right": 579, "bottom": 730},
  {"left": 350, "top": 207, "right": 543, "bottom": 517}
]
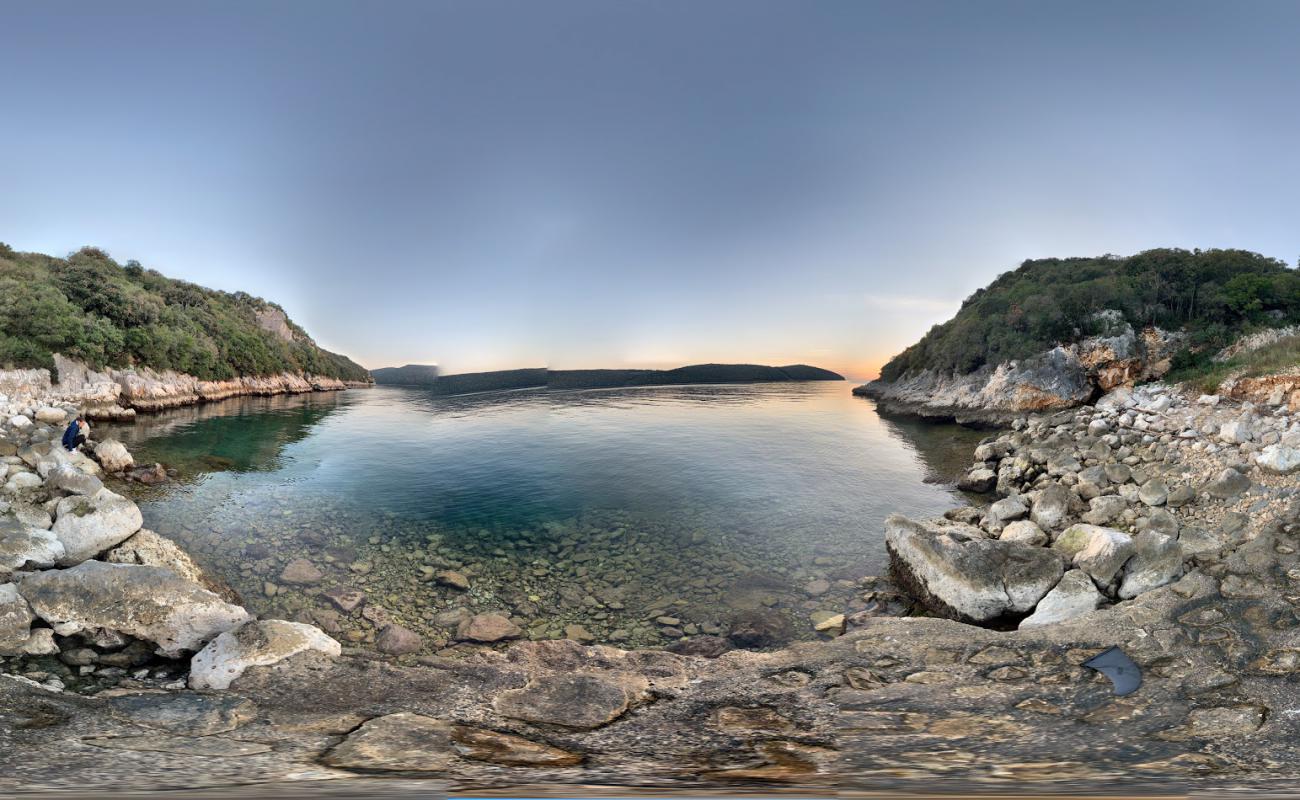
[
  {"left": 0, "top": 354, "right": 366, "bottom": 418},
  {"left": 857, "top": 319, "right": 1180, "bottom": 424}
]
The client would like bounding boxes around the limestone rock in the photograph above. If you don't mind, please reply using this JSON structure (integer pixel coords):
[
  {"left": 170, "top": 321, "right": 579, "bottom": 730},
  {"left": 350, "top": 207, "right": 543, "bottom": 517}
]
[
  {"left": 1018, "top": 569, "right": 1104, "bottom": 629},
  {"left": 43, "top": 463, "right": 103, "bottom": 496},
  {"left": 92, "top": 439, "right": 134, "bottom": 473},
  {"left": 434, "top": 570, "right": 469, "bottom": 590},
  {"left": 885, "top": 514, "right": 1065, "bottom": 623},
  {"left": 958, "top": 467, "right": 996, "bottom": 493},
  {"left": 50, "top": 489, "right": 143, "bottom": 565},
  {"left": 107, "top": 693, "right": 257, "bottom": 736},
  {"left": 20, "top": 561, "right": 250, "bottom": 657},
  {"left": 0, "top": 582, "right": 58, "bottom": 655},
  {"left": 323, "top": 713, "right": 455, "bottom": 772},
  {"left": 104, "top": 529, "right": 211, "bottom": 588},
  {"left": 493, "top": 673, "right": 636, "bottom": 729},
  {"left": 1204, "top": 468, "right": 1251, "bottom": 500},
  {"left": 1137, "top": 478, "right": 1168, "bottom": 507},
  {"left": 449, "top": 725, "right": 583, "bottom": 767},
  {"left": 999, "top": 519, "right": 1047, "bottom": 546},
  {"left": 1256, "top": 444, "right": 1300, "bottom": 474},
  {"left": 456, "top": 612, "right": 522, "bottom": 643},
  {"left": 1118, "top": 531, "right": 1183, "bottom": 599},
  {"left": 376, "top": 623, "right": 422, "bottom": 655},
  {"left": 1052, "top": 524, "right": 1135, "bottom": 586},
  {"left": 0, "top": 520, "right": 64, "bottom": 579},
  {"left": 279, "top": 558, "right": 323, "bottom": 585},
  {"left": 1083, "top": 495, "right": 1128, "bottom": 526},
  {"left": 189, "top": 619, "right": 340, "bottom": 690},
  {"left": 34, "top": 407, "right": 66, "bottom": 425},
  {"left": 1029, "top": 483, "right": 1073, "bottom": 531}
]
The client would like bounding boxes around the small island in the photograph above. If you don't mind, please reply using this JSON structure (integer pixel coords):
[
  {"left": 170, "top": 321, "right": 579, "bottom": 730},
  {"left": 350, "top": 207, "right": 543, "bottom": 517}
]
[{"left": 372, "top": 363, "right": 844, "bottom": 394}]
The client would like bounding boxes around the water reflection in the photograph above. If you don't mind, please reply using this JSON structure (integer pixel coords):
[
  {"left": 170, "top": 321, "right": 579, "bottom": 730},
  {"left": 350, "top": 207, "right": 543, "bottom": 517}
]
[{"left": 102, "top": 383, "right": 983, "bottom": 652}]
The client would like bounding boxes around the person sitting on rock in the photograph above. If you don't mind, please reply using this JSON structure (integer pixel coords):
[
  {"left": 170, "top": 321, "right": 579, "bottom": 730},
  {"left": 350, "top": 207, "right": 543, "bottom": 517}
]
[{"left": 61, "top": 415, "right": 89, "bottom": 451}]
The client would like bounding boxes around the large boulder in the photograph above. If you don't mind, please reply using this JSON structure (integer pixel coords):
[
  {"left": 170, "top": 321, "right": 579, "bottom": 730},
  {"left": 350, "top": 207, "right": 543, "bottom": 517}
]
[
  {"left": 1018, "top": 569, "right": 1104, "bottom": 629},
  {"left": 19, "top": 561, "right": 251, "bottom": 657},
  {"left": 104, "top": 529, "right": 233, "bottom": 601},
  {"left": 189, "top": 619, "right": 340, "bottom": 690},
  {"left": 91, "top": 439, "right": 134, "bottom": 473},
  {"left": 50, "top": 489, "right": 143, "bottom": 565},
  {"left": 0, "top": 520, "right": 64, "bottom": 579},
  {"left": 1052, "top": 524, "right": 1135, "bottom": 586},
  {"left": 885, "top": 514, "right": 1066, "bottom": 623},
  {"left": 0, "top": 582, "right": 59, "bottom": 656},
  {"left": 1118, "top": 531, "right": 1183, "bottom": 599}
]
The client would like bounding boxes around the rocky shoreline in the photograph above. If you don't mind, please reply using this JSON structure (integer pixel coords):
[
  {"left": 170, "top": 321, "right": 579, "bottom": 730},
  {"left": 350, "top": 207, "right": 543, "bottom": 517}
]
[
  {"left": 1, "top": 356, "right": 370, "bottom": 422},
  {"left": 5, "top": 373, "right": 1300, "bottom": 792}
]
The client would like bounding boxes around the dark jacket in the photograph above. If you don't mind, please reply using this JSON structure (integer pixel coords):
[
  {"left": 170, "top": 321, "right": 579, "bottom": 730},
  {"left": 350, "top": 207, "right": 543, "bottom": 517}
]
[{"left": 62, "top": 421, "right": 80, "bottom": 450}]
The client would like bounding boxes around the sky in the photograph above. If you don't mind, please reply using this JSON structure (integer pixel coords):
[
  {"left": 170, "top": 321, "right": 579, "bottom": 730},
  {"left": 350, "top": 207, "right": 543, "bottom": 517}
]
[{"left": 3, "top": 1, "right": 1299, "bottom": 379}]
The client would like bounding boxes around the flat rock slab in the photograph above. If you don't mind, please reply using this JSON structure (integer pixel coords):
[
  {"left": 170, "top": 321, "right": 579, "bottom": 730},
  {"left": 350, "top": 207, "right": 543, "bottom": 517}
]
[
  {"left": 19, "top": 561, "right": 250, "bottom": 657},
  {"left": 323, "top": 713, "right": 456, "bottom": 772},
  {"left": 83, "top": 735, "right": 271, "bottom": 757},
  {"left": 493, "top": 674, "right": 633, "bottom": 729},
  {"left": 107, "top": 692, "right": 257, "bottom": 736},
  {"left": 189, "top": 619, "right": 340, "bottom": 690}
]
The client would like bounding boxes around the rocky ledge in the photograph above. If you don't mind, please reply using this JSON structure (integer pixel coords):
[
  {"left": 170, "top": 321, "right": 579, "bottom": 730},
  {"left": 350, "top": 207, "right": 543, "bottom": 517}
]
[
  {"left": 856, "top": 312, "right": 1179, "bottom": 424},
  {"left": 5, "top": 384, "right": 1300, "bottom": 792},
  {"left": 0, "top": 354, "right": 369, "bottom": 422}
]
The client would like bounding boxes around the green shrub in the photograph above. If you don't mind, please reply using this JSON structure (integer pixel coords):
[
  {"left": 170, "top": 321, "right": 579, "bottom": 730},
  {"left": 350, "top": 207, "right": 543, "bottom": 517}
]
[
  {"left": 881, "top": 248, "right": 1300, "bottom": 381},
  {"left": 0, "top": 245, "right": 369, "bottom": 381}
]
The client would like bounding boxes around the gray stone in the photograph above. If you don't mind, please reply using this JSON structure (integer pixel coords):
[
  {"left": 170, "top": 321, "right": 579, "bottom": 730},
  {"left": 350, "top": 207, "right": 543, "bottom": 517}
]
[
  {"left": 1204, "top": 468, "right": 1251, "bottom": 500},
  {"left": 279, "top": 558, "right": 323, "bottom": 584},
  {"left": 1118, "top": 531, "right": 1183, "bottom": 599},
  {"left": 1052, "top": 524, "right": 1135, "bottom": 586},
  {"left": 1018, "top": 569, "right": 1104, "bottom": 629},
  {"left": 0, "top": 521, "right": 64, "bottom": 579},
  {"left": 107, "top": 693, "right": 258, "bottom": 736},
  {"left": 1138, "top": 478, "right": 1168, "bottom": 507},
  {"left": 958, "top": 467, "right": 996, "bottom": 493},
  {"left": 50, "top": 489, "right": 143, "bottom": 565},
  {"left": 1082, "top": 495, "right": 1128, "bottom": 526},
  {"left": 886, "top": 514, "right": 1065, "bottom": 623},
  {"left": 1029, "top": 483, "right": 1073, "bottom": 531},
  {"left": 92, "top": 439, "right": 134, "bottom": 473},
  {"left": 0, "top": 582, "right": 58, "bottom": 655},
  {"left": 494, "top": 673, "right": 636, "bottom": 729},
  {"left": 376, "top": 623, "right": 422, "bottom": 655},
  {"left": 999, "top": 519, "right": 1047, "bottom": 546},
  {"left": 189, "top": 619, "right": 341, "bottom": 690},
  {"left": 20, "top": 561, "right": 250, "bottom": 657},
  {"left": 456, "top": 612, "right": 522, "bottom": 643}
]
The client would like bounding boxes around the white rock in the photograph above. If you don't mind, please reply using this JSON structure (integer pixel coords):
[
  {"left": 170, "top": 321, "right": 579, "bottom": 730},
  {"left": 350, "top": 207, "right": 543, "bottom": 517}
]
[
  {"left": 19, "top": 561, "right": 250, "bottom": 658},
  {"left": 51, "top": 488, "right": 142, "bottom": 565},
  {"left": 1052, "top": 524, "right": 1135, "bottom": 586},
  {"left": 3, "top": 472, "right": 41, "bottom": 493},
  {"left": 7, "top": 416, "right": 32, "bottom": 431},
  {"left": 1218, "top": 419, "right": 1254, "bottom": 444},
  {"left": 92, "top": 439, "right": 134, "bottom": 473},
  {"left": 34, "top": 407, "right": 66, "bottom": 425},
  {"left": 999, "top": 519, "right": 1047, "bottom": 546},
  {"left": 1018, "top": 569, "right": 1104, "bottom": 629},
  {"left": 1256, "top": 444, "right": 1300, "bottom": 475},
  {"left": 1118, "top": 531, "right": 1183, "bottom": 599},
  {"left": 1197, "top": 394, "right": 1220, "bottom": 406},
  {"left": 189, "top": 619, "right": 341, "bottom": 690},
  {"left": 0, "top": 582, "right": 59, "bottom": 655},
  {"left": 0, "top": 522, "right": 64, "bottom": 579}
]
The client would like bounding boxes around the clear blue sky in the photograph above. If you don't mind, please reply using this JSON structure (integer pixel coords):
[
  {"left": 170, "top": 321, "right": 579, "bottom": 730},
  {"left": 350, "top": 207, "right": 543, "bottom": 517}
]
[{"left": 3, "top": 1, "right": 1298, "bottom": 378}]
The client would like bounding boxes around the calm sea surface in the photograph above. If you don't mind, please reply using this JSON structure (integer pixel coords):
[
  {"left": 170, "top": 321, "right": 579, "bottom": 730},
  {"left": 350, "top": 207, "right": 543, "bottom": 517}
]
[{"left": 102, "top": 382, "right": 984, "bottom": 649}]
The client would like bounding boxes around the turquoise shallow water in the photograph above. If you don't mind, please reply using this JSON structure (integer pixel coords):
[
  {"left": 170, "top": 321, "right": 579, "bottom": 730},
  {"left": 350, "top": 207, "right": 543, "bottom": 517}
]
[{"left": 102, "top": 382, "right": 983, "bottom": 650}]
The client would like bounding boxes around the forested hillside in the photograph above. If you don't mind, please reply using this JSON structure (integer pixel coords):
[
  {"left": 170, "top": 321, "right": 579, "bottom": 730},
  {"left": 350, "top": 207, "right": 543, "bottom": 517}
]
[
  {"left": 0, "top": 243, "right": 370, "bottom": 382},
  {"left": 880, "top": 249, "right": 1300, "bottom": 381}
]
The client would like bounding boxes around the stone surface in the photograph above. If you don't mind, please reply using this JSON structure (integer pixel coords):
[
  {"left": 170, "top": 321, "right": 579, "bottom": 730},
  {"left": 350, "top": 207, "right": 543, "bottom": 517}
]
[
  {"left": 434, "top": 570, "right": 469, "bottom": 590},
  {"left": 279, "top": 557, "right": 323, "bottom": 584},
  {"left": 50, "top": 488, "right": 143, "bottom": 565},
  {"left": 103, "top": 529, "right": 214, "bottom": 590},
  {"left": 493, "top": 673, "right": 636, "bottom": 729},
  {"left": 1118, "top": 531, "right": 1183, "bottom": 599},
  {"left": 0, "top": 581, "right": 57, "bottom": 655},
  {"left": 998, "top": 519, "right": 1046, "bottom": 546},
  {"left": 886, "top": 514, "right": 1065, "bottom": 623},
  {"left": 1256, "top": 444, "right": 1300, "bottom": 474},
  {"left": 376, "top": 623, "right": 423, "bottom": 655},
  {"left": 1204, "top": 468, "right": 1251, "bottom": 499},
  {"left": 323, "top": 713, "right": 456, "bottom": 772},
  {"left": 43, "top": 463, "right": 103, "bottom": 496},
  {"left": 189, "top": 619, "right": 341, "bottom": 690},
  {"left": 456, "top": 612, "right": 522, "bottom": 643},
  {"left": 0, "top": 521, "right": 64, "bottom": 578},
  {"left": 1029, "top": 483, "right": 1072, "bottom": 531},
  {"left": 1052, "top": 524, "right": 1135, "bottom": 586},
  {"left": 1018, "top": 569, "right": 1104, "bottom": 629},
  {"left": 107, "top": 693, "right": 257, "bottom": 736},
  {"left": 92, "top": 439, "right": 134, "bottom": 473},
  {"left": 20, "top": 561, "right": 250, "bottom": 657}
]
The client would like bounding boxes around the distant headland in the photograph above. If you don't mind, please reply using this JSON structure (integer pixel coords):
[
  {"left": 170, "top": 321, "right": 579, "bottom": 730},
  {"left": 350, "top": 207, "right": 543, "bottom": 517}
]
[{"left": 370, "top": 363, "right": 844, "bottom": 394}]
